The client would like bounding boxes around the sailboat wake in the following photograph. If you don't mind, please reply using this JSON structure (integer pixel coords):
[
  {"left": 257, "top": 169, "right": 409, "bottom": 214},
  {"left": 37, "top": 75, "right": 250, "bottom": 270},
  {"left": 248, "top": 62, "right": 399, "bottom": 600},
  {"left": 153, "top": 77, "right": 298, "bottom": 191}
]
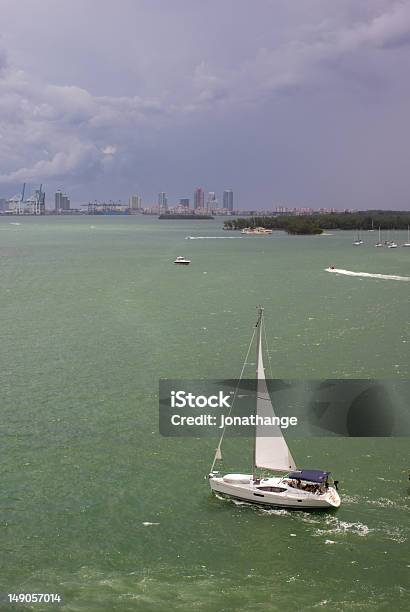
[
  {"left": 313, "top": 516, "right": 371, "bottom": 537},
  {"left": 325, "top": 267, "right": 410, "bottom": 282}
]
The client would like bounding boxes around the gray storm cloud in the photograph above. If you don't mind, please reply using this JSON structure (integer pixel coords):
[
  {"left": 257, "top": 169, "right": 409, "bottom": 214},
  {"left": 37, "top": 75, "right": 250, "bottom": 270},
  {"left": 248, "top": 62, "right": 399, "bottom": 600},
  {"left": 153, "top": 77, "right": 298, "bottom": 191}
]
[
  {"left": 0, "top": 0, "right": 409, "bottom": 208},
  {"left": 0, "top": 73, "right": 166, "bottom": 184}
]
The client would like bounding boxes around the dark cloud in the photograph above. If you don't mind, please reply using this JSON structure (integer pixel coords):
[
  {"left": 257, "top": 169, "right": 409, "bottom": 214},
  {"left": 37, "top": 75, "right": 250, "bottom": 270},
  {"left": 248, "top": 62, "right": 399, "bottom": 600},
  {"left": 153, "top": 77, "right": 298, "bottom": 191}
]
[{"left": 0, "top": 0, "right": 409, "bottom": 208}]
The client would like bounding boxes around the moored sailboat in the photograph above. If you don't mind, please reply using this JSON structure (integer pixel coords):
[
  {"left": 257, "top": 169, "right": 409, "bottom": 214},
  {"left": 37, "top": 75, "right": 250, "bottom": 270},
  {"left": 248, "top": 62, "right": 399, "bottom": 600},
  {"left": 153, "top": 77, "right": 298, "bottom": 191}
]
[
  {"left": 375, "top": 227, "right": 383, "bottom": 247},
  {"left": 208, "top": 307, "right": 341, "bottom": 510},
  {"left": 353, "top": 229, "right": 363, "bottom": 245},
  {"left": 353, "top": 239, "right": 364, "bottom": 246},
  {"left": 402, "top": 226, "right": 410, "bottom": 248}
]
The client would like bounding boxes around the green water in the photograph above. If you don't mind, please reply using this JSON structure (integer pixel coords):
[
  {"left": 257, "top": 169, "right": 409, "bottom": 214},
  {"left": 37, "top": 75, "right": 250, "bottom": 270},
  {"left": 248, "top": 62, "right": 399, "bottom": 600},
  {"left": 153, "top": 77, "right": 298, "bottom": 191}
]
[{"left": 1, "top": 216, "right": 409, "bottom": 611}]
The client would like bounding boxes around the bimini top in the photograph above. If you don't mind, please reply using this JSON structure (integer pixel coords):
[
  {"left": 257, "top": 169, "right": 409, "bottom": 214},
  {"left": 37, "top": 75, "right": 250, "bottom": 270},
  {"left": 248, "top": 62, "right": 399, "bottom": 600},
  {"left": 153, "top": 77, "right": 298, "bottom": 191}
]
[{"left": 288, "top": 470, "right": 330, "bottom": 483}]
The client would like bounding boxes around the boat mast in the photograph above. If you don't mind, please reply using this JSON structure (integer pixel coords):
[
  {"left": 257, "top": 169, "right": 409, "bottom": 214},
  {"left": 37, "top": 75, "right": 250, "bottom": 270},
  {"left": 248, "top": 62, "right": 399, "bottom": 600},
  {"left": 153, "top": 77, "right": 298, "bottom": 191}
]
[
  {"left": 209, "top": 314, "right": 258, "bottom": 474},
  {"left": 253, "top": 306, "right": 264, "bottom": 479}
]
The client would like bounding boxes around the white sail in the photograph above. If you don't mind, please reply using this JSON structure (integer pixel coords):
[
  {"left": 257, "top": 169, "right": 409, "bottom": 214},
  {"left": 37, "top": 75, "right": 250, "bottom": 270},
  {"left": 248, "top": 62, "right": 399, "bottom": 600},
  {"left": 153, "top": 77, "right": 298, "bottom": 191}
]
[{"left": 254, "top": 331, "right": 297, "bottom": 472}]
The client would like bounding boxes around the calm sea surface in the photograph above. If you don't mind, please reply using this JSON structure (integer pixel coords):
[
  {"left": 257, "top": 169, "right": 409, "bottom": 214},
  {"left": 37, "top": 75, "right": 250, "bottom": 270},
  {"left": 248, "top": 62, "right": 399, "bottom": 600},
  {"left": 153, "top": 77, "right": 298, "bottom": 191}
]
[{"left": 1, "top": 216, "right": 409, "bottom": 611}]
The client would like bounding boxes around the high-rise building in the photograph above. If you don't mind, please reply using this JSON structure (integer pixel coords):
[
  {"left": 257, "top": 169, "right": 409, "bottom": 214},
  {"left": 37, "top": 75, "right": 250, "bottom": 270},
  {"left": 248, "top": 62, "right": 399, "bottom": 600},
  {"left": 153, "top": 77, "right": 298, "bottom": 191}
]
[
  {"left": 158, "top": 192, "right": 168, "bottom": 210},
  {"left": 35, "top": 189, "right": 46, "bottom": 215},
  {"left": 194, "top": 187, "right": 204, "bottom": 210},
  {"left": 55, "top": 191, "right": 62, "bottom": 210},
  {"left": 55, "top": 190, "right": 70, "bottom": 212},
  {"left": 129, "top": 195, "right": 142, "bottom": 209},
  {"left": 207, "top": 192, "right": 218, "bottom": 210},
  {"left": 223, "top": 190, "right": 234, "bottom": 212},
  {"left": 179, "top": 198, "right": 190, "bottom": 209}
]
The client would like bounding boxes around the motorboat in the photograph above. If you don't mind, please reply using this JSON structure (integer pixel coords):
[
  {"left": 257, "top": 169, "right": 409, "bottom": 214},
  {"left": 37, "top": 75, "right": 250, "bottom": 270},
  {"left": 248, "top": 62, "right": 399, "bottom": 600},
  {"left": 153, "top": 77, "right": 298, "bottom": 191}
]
[
  {"left": 241, "top": 227, "right": 273, "bottom": 235},
  {"left": 174, "top": 256, "right": 191, "bottom": 265}
]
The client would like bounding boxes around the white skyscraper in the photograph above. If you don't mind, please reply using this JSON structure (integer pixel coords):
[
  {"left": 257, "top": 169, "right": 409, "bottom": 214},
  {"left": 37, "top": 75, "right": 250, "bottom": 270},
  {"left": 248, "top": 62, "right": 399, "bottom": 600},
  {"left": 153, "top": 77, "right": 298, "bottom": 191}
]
[
  {"left": 55, "top": 190, "right": 70, "bottom": 212},
  {"left": 207, "top": 192, "right": 218, "bottom": 210},
  {"left": 158, "top": 192, "right": 168, "bottom": 210},
  {"left": 129, "top": 195, "right": 142, "bottom": 209}
]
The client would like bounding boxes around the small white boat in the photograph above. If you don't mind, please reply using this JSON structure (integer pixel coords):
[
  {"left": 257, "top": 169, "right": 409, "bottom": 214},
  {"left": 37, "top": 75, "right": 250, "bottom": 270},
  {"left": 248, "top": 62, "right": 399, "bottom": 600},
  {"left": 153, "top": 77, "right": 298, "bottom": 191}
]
[
  {"left": 375, "top": 227, "right": 383, "bottom": 247},
  {"left": 402, "top": 226, "right": 410, "bottom": 247},
  {"left": 241, "top": 227, "right": 273, "bottom": 235},
  {"left": 353, "top": 230, "right": 363, "bottom": 245},
  {"left": 385, "top": 228, "right": 399, "bottom": 248},
  {"left": 174, "top": 256, "right": 191, "bottom": 265},
  {"left": 209, "top": 307, "right": 341, "bottom": 510}
]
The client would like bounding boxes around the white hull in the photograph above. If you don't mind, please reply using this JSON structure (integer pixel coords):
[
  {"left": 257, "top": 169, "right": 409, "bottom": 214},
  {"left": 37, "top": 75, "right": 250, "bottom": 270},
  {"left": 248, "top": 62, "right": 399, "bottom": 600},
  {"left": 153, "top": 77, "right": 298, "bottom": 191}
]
[
  {"left": 241, "top": 227, "right": 273, "bottom": 235},
  {"left": 209, "top": 474, "right": 340, "bottom": 509},
  {"left": 208, "top": 309, "right": 341, "bottom": 513},
  {"left": 174, "top": 256, "right": 191, "bottom": 265}
]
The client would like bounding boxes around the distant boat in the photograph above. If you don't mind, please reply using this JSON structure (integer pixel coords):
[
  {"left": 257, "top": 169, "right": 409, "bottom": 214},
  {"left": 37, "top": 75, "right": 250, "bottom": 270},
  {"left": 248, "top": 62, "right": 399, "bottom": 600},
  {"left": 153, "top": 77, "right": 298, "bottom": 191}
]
[
  {"left": 208, "top": 307, "right": 341, "bottom": 510},
  {"left": 241, "top": 227, "right": 273, "bottom": 235},
  {"left": 387, "top": 228, "right": 398, "bottom": 248},
  {"left": 375, "top": 226, "right": 383, "bottom": 247},
  {"left": 174, "top": 256, "right": 191, "bottom": 265},
  {"left": 353, "top": 229, "right": 363, "bottom": 245},
  {"left": 402, "top": 226, "right": 410, "bottom": 248},
  {"left": 368, "top": 219, "right": 375, "bottom": 232},
  {"left": 383, "top": 228, "right": 399, "bottom": 247}
]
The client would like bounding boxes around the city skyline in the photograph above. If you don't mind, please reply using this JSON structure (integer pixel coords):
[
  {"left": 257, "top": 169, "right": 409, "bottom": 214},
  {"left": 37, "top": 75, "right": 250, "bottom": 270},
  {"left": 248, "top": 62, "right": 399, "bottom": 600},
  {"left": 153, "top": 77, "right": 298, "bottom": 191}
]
[{"left": 1, "top": 1, "right": 410, "bottom": 210}]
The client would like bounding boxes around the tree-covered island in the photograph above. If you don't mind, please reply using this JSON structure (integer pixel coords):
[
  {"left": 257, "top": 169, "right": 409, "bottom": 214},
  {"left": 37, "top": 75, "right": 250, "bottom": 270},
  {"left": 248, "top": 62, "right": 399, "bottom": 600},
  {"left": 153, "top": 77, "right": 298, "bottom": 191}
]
[{"left": 223, "top": 211, "right": 410, "bottom": 235}]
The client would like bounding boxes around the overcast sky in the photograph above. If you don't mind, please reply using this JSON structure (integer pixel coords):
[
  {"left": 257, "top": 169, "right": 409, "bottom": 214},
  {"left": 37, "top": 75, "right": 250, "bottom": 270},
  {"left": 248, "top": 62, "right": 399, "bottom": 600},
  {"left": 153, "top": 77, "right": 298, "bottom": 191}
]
[{"left": 1, "top": 0, "right": 409, "bottom": 209}]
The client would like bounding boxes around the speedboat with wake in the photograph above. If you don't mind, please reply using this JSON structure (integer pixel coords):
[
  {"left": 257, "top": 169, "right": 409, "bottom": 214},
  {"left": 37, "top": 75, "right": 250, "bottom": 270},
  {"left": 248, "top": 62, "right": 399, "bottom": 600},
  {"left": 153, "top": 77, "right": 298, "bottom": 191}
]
[{"left": 208, "top": 307, "right": 341, "bottom": 510}]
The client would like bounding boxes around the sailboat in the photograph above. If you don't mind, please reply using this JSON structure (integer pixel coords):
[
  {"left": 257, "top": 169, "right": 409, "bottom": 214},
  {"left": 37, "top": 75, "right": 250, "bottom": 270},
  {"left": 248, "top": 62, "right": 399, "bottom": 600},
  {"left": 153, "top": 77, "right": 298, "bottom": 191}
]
[
  {"left": 353, "top": 229, "right": 363, "bottom": 245},
  {"left": 384, "top": 228, "right": 398, "bottom": 248},
  {"left": 375, "top": 226, "right": 383, "bottom": 248},
  {"left": 208, "top": 307, "right": 341, "bottom": 510},
  {"left": 402, "top": 226, "right": 410, "bottom": 248},
  {"left": 388, "top": 241, "right": 398, "bottom": 249}
]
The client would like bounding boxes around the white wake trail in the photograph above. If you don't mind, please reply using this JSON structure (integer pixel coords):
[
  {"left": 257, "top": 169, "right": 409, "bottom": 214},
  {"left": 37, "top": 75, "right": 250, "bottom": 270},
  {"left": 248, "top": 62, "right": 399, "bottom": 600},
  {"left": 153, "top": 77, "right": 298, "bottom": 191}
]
[
  {"left": 185, "top": 236, "right": 242, "bottom": 240},
  {"left": 325, "top": 267, "right": 410, "bottom": 282}
]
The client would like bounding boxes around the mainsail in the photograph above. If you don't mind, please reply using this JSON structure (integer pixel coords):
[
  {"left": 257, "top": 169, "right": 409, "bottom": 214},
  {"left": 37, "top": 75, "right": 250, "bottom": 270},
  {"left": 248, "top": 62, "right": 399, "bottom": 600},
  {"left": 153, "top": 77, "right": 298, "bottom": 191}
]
[{"left": 254, "top": 321, "right": 297, "bottom": 472}]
